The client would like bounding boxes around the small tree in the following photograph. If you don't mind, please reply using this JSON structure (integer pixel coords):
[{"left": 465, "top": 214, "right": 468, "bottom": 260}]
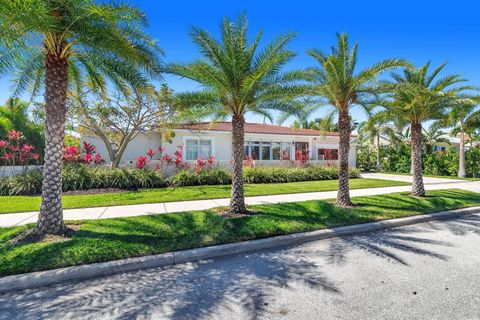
[{"left": 71, "top": 84, "right": 175, "bottom": 168}]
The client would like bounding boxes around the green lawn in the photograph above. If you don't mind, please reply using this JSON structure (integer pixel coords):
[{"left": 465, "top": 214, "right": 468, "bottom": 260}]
[
  {"left": 0, "top": 178, "right": 408, "bottom": 214},
  {"left": 0, "top": 189, "right": 478, "bottom": 277}
]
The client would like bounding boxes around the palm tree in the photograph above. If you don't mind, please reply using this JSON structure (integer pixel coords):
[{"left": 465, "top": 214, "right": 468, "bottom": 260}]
[
  {"left": 303, "top": 33, "right": 409, "bottom": 206},
  {"left": 377, "top": 62, "right": 475, "bottom": 196},
  {"left": 164, "top": 14, "right": 303, "bottom": 214},
  {"left": 441, "top": 100, "right": 479, "bottom": 177},
  {"left": 0, "top": 0, "right": 162, "bottom": 235}
]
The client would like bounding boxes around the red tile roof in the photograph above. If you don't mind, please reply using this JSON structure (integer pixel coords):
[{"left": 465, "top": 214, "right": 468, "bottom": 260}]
[{"left": 175, "top": 122, "right": 355, "bottom": 137}]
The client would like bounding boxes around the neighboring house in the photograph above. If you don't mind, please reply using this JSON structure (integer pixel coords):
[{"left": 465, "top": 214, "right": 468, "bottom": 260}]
[{"left": 82, "top": 122, "right": 357, "bottom": 169}]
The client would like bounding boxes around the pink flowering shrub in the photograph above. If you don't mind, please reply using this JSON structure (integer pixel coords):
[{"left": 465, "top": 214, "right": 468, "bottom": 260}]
[
  {"left": 63, "top": 141, "right": 104, "bottom": 165},
  {"left": 0, "top": 129, "right": 41, "bottom": 167}
]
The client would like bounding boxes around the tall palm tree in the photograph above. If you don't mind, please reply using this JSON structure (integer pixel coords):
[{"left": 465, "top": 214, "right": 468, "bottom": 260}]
[
  {"left": 422, "top": 122, "right": 450, "bottom": 155},
  {"left": 303, "top": 33, "right": 409, "bottom": 206},
  {"left": 377, "top": 62, "right": 475, "bottom": 196},
  {"left": 165, "top": 14, "right": 303, "bottom": 214},
  {"left": 0, "top": 0, "right": 162, "bottom": 235},
  {"left": 441, "top": 100, "right": 479, "bottom": 177}
]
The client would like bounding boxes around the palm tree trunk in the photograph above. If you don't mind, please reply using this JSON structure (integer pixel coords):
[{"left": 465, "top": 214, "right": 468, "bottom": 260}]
[
  {"left": 376, "top": 132, "right": 381, "bottom": 171},
  {"left": 336, "top": 109, "right": 353, "bottom": 207},
  {"left": 411, "top": 123, "right": 425, "bottom": 197},
  {"left": 458, "top": 123, "right": 466, "bottom": 178},
  {"left": 34, "top": 54, "right": 68, "bottom": 235},
  {"left": 229, "top": 114, "right": 247, "bottom": 213}
]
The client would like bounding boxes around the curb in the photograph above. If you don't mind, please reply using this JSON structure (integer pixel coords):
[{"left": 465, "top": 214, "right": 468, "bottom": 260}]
[{"left": 1, "top": 206, "right": 479, "bottom": 294}]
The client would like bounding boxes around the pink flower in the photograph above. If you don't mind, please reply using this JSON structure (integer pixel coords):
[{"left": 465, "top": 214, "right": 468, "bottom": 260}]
[
  {"left": 83, "top": 153, "right": 93, "bottom": 163},
  {"left": 158, "top": 146, "right": 164, "bottom": 153},
  {"left": 146, "top": 148, "right": 156, "bottom": 159},
  {"left": 0, "top": 140, "right": 7, "bottom": 148},
  {"left": 20, "top": 144, "right": 34, "bottom": 154},
  {"left": 207, "top": 155, "right": 215, "bottom": 166},
  {"left": 32, "top": 153, "right": 40, "bottom": 160},
  {"left": 7, "top": 129, "right": 22, "bottom": 141},
  {"left": 94, "top": 153, "right": 104, "bottom": 164},
  {"left": 136, "top": 156, "right": 148, "bottom": 169},
  {"left": 4, "top": 153, "right": 13, "bottom": 160},
  {"left": 161, "top": 153, "right": 172, "bottom": 163},
  {"left": 63, "top": 146, "right": 80, "bottom": 162},
  {"left": 82, "top": 141, "right": 96, "bottom": 155},
  {"left": 195, "top": 158, "right": 207, "bottom": 171},
  {"left": 177, "top": 145, "right": 184, "bottom": 150}
]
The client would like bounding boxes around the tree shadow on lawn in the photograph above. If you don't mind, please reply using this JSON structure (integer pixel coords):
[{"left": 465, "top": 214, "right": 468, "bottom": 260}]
[{"left": 3, "top": 214, "right": 479, "bottom": 319}]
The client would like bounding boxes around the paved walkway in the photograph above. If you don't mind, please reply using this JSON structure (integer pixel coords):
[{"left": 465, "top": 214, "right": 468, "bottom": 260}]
[
  {"left": 360, "top": 172, "right": 465, "bottom": 184},
  {"left": 2, "top": 213, "right": 480, "bottom": 319},
  {"left": 2, "top": 176, "right": 480, "bottom": 228}
]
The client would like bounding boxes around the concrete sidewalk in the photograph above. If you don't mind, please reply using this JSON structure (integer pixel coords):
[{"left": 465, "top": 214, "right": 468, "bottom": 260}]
[
  {"left": 360, "top": 172, "right": 466, "bottom": 184},
  {"left": 2, "top": 178, "right": 480, "bottom": 228}
]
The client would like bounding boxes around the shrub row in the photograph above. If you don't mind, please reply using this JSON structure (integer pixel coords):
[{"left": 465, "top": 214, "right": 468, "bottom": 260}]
[
  {"left": 0, "top": 165, "right": 166, "bottom": 196},
  {"left": 243, "top": 166, "right": 360, "bottom": 184},
  {"left": 0, "top": 164, "right": 360, "bottom": 196}
]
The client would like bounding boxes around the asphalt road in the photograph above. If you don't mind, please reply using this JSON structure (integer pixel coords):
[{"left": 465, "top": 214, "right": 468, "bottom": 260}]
[{"left": 1, "top": 214, "right": 480, "bottom": 320}]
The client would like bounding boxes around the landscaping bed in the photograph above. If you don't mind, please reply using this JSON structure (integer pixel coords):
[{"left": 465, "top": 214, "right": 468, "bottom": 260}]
[
  {"left": 0, "top": 178, "right": 408, "bottom": 214},
  {"left": 0, "top": 189, "right": 479, "bottom": 277}
]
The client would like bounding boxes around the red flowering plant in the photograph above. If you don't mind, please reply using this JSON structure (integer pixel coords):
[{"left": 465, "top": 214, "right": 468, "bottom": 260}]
[
  {"left": 0, "top": 129, "right": 40, "bottom": 168},
  {"left": 135, "top": 155, "right": 149, "bottom": 169},
  {"left": 243, "top": 155, "right": 255, "bottom": 167},
  {"left": 295, "top": 149, "right": 310, "bottom": 167},
  {"left": 63, "top": 141, "right": 104, "bottom": 166}
]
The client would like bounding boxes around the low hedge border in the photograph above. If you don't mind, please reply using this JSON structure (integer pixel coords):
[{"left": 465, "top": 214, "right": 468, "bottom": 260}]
[{"left": 0, "top": 165, "right": 360, "bottom": 196}]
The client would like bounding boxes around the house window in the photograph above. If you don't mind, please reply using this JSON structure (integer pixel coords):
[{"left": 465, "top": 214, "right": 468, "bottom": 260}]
[
  {"left": 272, "top": 142, "right": 281, "bottom": 160},
  {"left": 318, "top": 148, "right": 339, "bottom": 160},
  {"left": 261, "top": 142, "right": 271, "bottom": 160},
  {"left": 250, "top": 141, "right": 260, "bottom": 160},
  {"left": 282, "top": 142, "right": 292, "bottom": 160},
  {"left": 185, "top": 139, "right": 212, "bottom": 160}
]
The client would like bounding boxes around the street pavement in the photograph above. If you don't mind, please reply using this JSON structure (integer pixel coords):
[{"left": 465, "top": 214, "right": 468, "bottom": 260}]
[{"left": 1, "top": 213, "right": 480, "bottom": 320}]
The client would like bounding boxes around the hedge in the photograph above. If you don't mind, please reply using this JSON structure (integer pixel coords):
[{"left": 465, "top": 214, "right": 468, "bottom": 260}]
[{"left": 0, "top": 164, "right": 361, "bottom": 196}]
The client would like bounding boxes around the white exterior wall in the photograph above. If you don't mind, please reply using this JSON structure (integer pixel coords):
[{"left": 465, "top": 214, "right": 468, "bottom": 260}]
[{"left": 82, "top": 129, "right": 357, "bottom": 168}]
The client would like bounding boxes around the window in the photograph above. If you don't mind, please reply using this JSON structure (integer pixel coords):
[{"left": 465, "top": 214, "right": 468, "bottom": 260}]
[
  {"left": 185, "top": 139, "right": 212, "bottom": 160},
  {"left": 261, "top": 142, "right": 271, "bottom": 160},
  {"left": 250, "top": 141, "right": 260, "bottom": 160},
  {"left": 318, "top": 148, "right": 338, "bottom": 160},
  {"left": 282, "top": 142, "right": 292, "bottom": 160},
  {"left": 272, "top": 142, "right": 281, "bottom": 160}
]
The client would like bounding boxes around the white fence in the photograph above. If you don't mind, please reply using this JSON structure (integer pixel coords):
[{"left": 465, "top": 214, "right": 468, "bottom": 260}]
[{"left": 0, "top": 166, "right": 43, "bottom": 177}]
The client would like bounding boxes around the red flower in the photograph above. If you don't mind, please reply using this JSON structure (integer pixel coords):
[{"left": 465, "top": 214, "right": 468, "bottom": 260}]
[
  {"left": 94, "top": 153, "right": 104, "bottom": 164},
  {"left": 207, "top": 155, "right": 215, "bottom": 166},
  {"left": 4, "top": 153, "right": 13, "bottom": 160},
  {"left": 0, "top": 140, "right": 7, "bottom": 148},
  {"left": 32, "top": 153, "right": 40, "bottom": 160},
  {"left": 82, "top": 141, "right": 96, "bottom": 155},
  {"left": 146, "top": 148, "right": 156, "bottom": 159},
  {"left": 161, "top": 153, "right": 172, "bottom": 163},
  {"left": 83, "top": 153, "right": 93, "bottom": 163},
  {"left": 136, "top": 156, "right": 148, "bottom": 169},
  {"left": 20, "top": 144, "right": 34, "bottom": 154},
  {"left": 195, "top": 158, "right": 207, "bottom": 171},
  {"left": 177, "top": 145, "right": 184, "bottom": 150},
  {"left": 7, "top": 129, "right": 22, "bottom": 141},
  {"left": 63, "top": 145, "right": 80, "bottom": 162},
  {"left": 158, "top": 146, "right": 164, "bottom": 153}
]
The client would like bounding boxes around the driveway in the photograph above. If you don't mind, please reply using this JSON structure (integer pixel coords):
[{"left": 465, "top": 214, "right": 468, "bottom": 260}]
[
  {"left": 361, "top": 172, "right": 465, "bottom": 184},
  {"left": 1, "top": 213, "right": 480, "bottom": 319}
]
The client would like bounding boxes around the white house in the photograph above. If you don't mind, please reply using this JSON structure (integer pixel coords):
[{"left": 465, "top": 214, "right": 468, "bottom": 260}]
[{"left": 82, "top": 122, "right": 357, "bottom": 169}]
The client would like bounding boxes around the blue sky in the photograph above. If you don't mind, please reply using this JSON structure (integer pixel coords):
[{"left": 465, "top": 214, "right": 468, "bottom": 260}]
[{"left": 1, "top": 0, "right": 479, "bottom": 125}]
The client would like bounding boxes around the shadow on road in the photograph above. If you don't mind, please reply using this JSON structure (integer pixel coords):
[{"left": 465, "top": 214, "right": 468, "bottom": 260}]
[{"left": 1, "top": 214, "right": 480, "bottom": 320}]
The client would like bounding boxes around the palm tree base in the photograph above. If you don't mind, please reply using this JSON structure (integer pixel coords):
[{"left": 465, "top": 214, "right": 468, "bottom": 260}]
[{"left": 335, "top": 199, "right": 355, "bottom": 208}]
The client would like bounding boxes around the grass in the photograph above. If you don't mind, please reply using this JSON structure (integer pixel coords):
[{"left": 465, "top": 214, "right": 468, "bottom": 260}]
[
  {"left": 0, "top": 178, "right": 408, "bottom": 214},
  {"left": 380, "top": 172, "right": 480, "bottom": 181},
  {"left": 0, "top": 189, "right": 479, "bottom": 277}
]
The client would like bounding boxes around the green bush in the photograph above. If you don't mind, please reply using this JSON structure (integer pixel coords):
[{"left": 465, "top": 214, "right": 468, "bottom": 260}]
[
  {"left": 243, "top": 166, "right": 360, "bottom": 184},
  {"left": 1, "top": 165, "right": 166, "bottom": 196},
  {"left": 169, "top": 168, "right": 232, "bottom": 187}
]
